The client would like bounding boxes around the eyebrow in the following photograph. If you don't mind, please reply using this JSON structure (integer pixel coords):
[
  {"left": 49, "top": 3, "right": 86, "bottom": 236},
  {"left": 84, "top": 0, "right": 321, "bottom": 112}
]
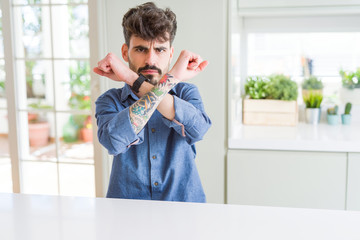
[{"left": 133, "top": 45, "right": 168, "bottom": 50}]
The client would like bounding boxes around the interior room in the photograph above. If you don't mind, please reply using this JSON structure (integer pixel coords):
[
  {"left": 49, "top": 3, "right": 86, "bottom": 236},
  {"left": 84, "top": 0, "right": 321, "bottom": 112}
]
[{"left": 1, "top": 0, "right": 360, "bottom": 239}]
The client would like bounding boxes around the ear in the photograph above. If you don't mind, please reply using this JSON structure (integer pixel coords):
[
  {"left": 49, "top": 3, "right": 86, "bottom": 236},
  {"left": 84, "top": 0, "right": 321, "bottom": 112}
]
[
  {"left": 170, "top": 46, "right": 174, "bottom": 61},
  {"left": 122, "top": 44, "right": 129, "bottom": 62}
]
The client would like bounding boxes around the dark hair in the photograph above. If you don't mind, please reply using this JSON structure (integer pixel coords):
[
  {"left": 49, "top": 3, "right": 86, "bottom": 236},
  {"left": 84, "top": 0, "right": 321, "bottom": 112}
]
[{"left": 122, "top": 2, "right": 177, "bottom": 46}]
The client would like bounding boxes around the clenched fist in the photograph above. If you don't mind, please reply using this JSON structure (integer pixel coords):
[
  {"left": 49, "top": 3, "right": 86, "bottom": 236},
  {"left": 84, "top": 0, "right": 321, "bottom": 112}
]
[
  {"left": 168, "top": 50, "right": 208, "bottom": 81},
  {"left": 93, "top": 53, "right": 138, "bottom": 84}
]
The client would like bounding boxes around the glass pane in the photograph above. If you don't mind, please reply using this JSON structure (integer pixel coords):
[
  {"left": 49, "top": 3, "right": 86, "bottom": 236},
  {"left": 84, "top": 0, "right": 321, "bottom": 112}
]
[
  {"left": 54, "top": 60, "right": 91, "bottom": 111},
  {"left": 13, "top": 0, "right": 50, "bottom": 4},
  {"left": 52, "top": 5, "right": 89, "bottom": 58},
  {"left": 59, "top": 163, "right": 94, "bottom": 197},
  {"left": 0, "top": 157, "right": 12, "bottom": 193},
  {"left": 0, "top": 109, "right": 12, "bottom": 192},
  {"left": 0, "top": 60, "right": 5, "bottom": 103},
  {"left": 247, "top": 32, "right": 360, "bottom": 77},
  {"left": 57, "top": 113, "right": 94, "bottom": 154},
  {"left": 247, "top": 32, "right": 360, "bottom": 103},
  {"left": 20, "top": 111, "right": 56, "bottom": 161},
  {"left": 13, "top": 6, "right": 51, "bottom": 58},
  {"left": 51, "top": 0, "right": 88, "bottom": 4},
  {"left": 0, "top": 9, "right": 4, "bottom": 58},
  {"left": 16, "top": 60, "right": 54, "bottom": 110},
  {"left": 21, "top": 161, "right": 58, "bottom": 195},
  {"left": 0, "top": 110, "right": 9, "bottom": 157}
]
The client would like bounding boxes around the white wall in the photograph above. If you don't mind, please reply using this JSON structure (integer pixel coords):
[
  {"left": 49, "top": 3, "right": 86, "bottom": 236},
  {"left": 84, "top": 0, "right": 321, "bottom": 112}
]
[{"left": 100, "top": 0, "right": 228, "bottom": 203}]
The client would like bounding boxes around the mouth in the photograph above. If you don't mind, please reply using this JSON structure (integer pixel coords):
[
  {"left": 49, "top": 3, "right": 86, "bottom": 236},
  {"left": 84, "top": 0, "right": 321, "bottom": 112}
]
[{"left": 141, "top": 70, "right": 159, "bottom": 75}]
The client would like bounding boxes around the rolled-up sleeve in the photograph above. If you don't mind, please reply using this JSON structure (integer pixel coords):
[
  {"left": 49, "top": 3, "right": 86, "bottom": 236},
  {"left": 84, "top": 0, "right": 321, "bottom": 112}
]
[
  {"left": 95, "top": 93, "right": 144, "bottom": 156},
  {"left": 162, "top": 84, "right": 211, "bottom": 145}
]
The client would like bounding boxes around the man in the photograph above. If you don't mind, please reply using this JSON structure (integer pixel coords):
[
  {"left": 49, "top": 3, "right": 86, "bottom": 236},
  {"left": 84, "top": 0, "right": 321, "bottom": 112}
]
[{"left": 94, "top": 2, "right": 211, "bottom": 203}]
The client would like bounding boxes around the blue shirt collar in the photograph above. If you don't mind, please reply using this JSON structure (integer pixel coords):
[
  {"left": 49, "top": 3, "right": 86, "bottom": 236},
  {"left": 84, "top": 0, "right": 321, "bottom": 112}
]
[{"left": 120, "top": 83, "right": 177, "bottom": 102}]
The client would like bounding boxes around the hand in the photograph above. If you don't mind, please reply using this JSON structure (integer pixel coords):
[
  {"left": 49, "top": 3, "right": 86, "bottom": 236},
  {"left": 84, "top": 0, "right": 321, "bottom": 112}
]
[
  {"left": 93, "top": 53, "right": 138, "bottom": 84},
  {"left": 168, "top": 50, "right": 208, "bottom": 81}
]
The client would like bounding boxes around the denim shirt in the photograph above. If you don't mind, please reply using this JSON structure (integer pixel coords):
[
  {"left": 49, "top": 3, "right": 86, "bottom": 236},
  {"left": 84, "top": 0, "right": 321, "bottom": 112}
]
[{"left": 95, "top": 82, "right": 211, "bottom": 203}]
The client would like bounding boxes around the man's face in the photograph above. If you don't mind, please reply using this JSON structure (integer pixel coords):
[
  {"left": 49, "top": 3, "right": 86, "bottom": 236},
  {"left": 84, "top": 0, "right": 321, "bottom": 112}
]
[{"left": 122, "top": 35, "right": 174, "bottom": 85}]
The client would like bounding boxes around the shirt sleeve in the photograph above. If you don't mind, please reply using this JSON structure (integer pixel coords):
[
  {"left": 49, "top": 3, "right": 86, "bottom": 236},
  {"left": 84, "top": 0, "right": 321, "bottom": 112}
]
[
  {"left": 162, "top": 84, "right": 212, "bottom": 145},
  {"left": 95, "top": 92, "right": 145, "bottom": 156}
]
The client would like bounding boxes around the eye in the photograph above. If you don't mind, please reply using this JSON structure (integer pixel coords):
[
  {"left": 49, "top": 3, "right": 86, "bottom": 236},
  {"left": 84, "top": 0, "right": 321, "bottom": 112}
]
[
  {"left": 135, "top": 47, "right": 146, "bottom": 52},
  {"left": 156, "top": 48, "right": 166, "bottom": 53}
]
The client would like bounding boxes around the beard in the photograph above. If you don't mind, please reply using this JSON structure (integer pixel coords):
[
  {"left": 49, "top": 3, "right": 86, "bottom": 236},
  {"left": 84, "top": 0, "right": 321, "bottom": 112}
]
[{"left": 128, "top": 59, "right": 171, "bottom": 85}]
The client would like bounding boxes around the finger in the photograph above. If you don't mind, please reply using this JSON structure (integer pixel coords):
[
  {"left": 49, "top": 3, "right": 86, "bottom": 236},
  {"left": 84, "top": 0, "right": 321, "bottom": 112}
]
[
  {"left": 188, "top": 61, "right": 199, "bottom": 70},
  {"left": 93, "top": 67, "right": 105, "bottom": 76},
  {"left": 195, "top": 60, "right": 209, "bottom": 72},
  {"left": 94, "top": 67, "right": 114, "bottom": 79},
  {"left": 188, "top": 56, "right": 202, "bottom": 70},
  {"left": 97, "top": 60, "right": 112, "bottom": 73}
]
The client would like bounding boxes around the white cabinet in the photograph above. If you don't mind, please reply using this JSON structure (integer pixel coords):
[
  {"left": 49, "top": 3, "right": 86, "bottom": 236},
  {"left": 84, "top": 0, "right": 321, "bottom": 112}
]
[
  {"left": 347, "top": 153, "right": 360, "bottom": 211},
  {"left": 227, "top": 150, "right": 347, "bottom": 210}
]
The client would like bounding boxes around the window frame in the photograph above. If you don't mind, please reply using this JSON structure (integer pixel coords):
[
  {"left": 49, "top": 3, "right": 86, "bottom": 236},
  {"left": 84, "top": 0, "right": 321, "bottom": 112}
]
[
  {"left": 228, "top": 2, "right": 360, "bottom": 138},
  {"left": 1, "top": 0, "right": 106, "bottom": 196}
]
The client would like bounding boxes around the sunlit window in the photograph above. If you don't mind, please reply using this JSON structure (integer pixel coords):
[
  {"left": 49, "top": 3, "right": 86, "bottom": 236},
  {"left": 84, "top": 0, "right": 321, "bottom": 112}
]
[
  {"left": 0, "top": 0, "right": 94, "bottom": 196},
  {"left": 247, "top": 32, "right": 360, "bottom": 103},
  {"left": 0, "top": 7, "right": 13, "bottom": 193}
]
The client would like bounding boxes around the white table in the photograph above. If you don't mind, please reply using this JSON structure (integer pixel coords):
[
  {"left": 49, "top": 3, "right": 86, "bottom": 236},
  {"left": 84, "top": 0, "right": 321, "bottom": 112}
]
[{"left": 1, "top": 193, "right": 360, "bottom": 240}]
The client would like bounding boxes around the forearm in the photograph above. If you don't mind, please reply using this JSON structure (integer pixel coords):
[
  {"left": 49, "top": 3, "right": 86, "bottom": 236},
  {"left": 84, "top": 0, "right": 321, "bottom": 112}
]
[{"left": 129, "top": 73, "right": 179, "bottom": 134}]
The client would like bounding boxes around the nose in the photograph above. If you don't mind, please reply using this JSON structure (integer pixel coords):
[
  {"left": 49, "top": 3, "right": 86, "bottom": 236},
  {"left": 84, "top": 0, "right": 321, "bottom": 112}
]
[{"left": 145, "top": 49, "right": 157, "bottom": 66}]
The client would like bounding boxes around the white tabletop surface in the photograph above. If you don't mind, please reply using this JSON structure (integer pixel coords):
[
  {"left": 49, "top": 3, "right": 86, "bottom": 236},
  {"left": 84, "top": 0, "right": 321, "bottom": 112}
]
[
  {"left": 229, "top": 123, "right": 360, "bottom": 152},
  {"left": 1, "top": 193, "right": 360, "bottom": 240}
]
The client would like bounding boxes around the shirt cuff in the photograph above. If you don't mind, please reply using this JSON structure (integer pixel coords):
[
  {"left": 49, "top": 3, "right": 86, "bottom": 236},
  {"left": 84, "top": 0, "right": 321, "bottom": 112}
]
[{"left": 162, "top": 96, "right": 198, "bottom": 137}]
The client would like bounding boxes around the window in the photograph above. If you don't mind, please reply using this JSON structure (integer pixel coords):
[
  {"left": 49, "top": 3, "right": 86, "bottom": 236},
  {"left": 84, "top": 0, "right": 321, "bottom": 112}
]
[
  {"left": 0, "top": 6, "right": 13, "bottom": 193},
  {"left": 229, "top": 5, "right": 360, "bottom": 136},
  {"left": 1, "top": 0, "right": 96, "bottom": 197}
]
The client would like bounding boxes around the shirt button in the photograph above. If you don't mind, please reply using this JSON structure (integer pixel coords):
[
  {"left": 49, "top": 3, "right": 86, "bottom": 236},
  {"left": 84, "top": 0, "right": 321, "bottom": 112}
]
[
  {"left": 154, "top": 182, "right": 158, "bottom": 186},
  {"left": 151, "top": 128, "right": 156, "bottom": 133},
  {"left": 152, "top": 155, "right": 156, "bottom": 159}
]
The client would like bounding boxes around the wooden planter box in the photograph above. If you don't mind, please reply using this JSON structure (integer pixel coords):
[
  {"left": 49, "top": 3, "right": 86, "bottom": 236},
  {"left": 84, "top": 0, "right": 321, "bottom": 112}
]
[{"left": 243, "top": 99, "right": 298, "bottom": 126}]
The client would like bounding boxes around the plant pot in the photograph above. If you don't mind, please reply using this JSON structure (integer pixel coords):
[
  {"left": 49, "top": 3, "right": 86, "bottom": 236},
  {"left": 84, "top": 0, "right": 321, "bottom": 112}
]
[
  {"left": 305, "top": 108, "right": 321, "bottom": 124},
  {"left": 29, "top": 121, "right": 50, "bottom": 147},
  {"left": 80, "top": 127, "right": 93, "bottom": 142},
  {"left": 341, "top": 114, "right": 351, "bottom": 125},
  {"left": 327, "top": 114, "right": 339, "bottom": 125},
  {"left": 243, "top": 99, "right": 298, "bottom": 126}
]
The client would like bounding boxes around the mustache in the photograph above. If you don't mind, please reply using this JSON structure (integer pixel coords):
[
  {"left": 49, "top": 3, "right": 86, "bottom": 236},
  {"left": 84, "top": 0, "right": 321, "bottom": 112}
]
[{"left": 138, "top": 65, "right": 162, "bottom": 75}]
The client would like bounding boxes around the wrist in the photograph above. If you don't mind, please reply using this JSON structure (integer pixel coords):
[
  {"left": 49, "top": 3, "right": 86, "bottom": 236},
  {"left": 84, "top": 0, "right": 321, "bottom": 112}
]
[{"left": 125, "top": 71, "right": 139, "bottom": 86}]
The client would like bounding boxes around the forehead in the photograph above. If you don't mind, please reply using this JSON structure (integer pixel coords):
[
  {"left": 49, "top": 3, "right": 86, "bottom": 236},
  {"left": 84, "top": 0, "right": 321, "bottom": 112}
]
[{"left": 129, "top": 35, "right": 170, "bottom": 48}]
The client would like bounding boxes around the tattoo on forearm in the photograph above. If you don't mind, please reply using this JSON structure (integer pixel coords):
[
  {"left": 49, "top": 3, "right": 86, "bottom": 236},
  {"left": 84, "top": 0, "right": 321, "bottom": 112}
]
[{"left": 129, "top": 73, "right": 177, "bottom": 134}]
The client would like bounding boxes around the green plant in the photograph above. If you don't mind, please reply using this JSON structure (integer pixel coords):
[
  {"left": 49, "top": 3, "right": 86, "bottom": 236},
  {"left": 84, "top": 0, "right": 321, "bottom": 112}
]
[
  {"left": 344, "top": 102, "right": 352, "bottom": 115},
  {"left": 267, "top": 74, "right": 298, "bottom": 101},
  {"left": 327, "top": 105, "right": 338, "bottom": 115},
  {"left": 303, "top": 92, "right": 323, "bottom": 108},
  {"left": 244, "top": 76, "right": 269, "bottom": 99},
  {"left": 28, "top": 99, "right": 53, "bottom": 123},
  {"left": 68, "top": 61, "right": 91, "bottom": 110},
  {"left": 302, "top": 76, "right": 323, "bottom": 90},
  {"left": 339, "top": 68, "right": 360, "bottom": 89},
  {"left": 0, "top": 80, "right": 5, "bottom": 95}
]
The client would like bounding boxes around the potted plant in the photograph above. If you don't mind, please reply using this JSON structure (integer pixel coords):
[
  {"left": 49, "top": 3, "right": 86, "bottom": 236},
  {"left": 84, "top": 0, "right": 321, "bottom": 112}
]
[
  {"left": 243, "top": 74, "right": 298, "bottom": 126},
  {"left": 303, "top": 92, "right": 323, "bottom": 124},
  {"left": 63, "top": 61, "right": 92, "bottom": 142},
  {"left": 301, "top": 76, "right": 323, "bottom": 99},
  {"left": 326, "top": 105, "right": 339, "bottom": 125},
  {"left": 341, "top": 102, "right": 352, "bottom": 125},
  {"left": 80, "top": 115, "right": 93, "bottom": 142},
  {"left": 28, "top": 101, "right": 52, "bottom": 147},
  {"left": 339, "top": 69, "right": 360, "bottom": 105}
]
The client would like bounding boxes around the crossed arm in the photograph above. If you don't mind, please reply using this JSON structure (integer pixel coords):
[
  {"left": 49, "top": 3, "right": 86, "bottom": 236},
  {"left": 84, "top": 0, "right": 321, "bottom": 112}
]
[{"left": 94, "top": 50, "right": 208, "bottom": 135}]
